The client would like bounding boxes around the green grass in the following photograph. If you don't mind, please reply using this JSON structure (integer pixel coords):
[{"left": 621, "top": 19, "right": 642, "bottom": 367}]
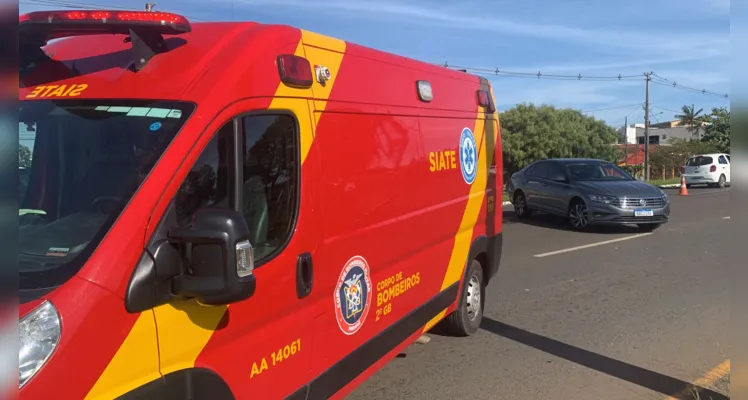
[
  {"left": 502, "top": 192, "right": 511, "bottom": 203},
  {"left": 690, "top": 370, "right": 730, "bottom": 400}
]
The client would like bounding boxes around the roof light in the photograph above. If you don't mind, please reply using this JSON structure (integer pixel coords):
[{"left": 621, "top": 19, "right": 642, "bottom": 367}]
[
  {"left": 19, "top": 9, "right": 191, "bottom": 72},
  {"left": 277, "top": 54, "right": 313, "bottom": 89},
  {"left": 20, "top": 10, "right": 189, "bottom": 24},
  {"left": 18, "top": 10, "right": 190, "bottom": 35},
  {"left": 477, "top": 90, "right": 496, "bottom": 113},
  {"left": 417, "top": 80, "right": 433, "bottom": 102}
]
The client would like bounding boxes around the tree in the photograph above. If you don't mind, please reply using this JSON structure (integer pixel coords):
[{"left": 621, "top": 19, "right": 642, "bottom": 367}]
[
  {"left": 19, "top": 144, "right": 32, "bottom": 168},
  {"left": 649, "top": 138, "right": 719, "bottom": 174},
  {"left": 674, "top": 104, "right": 704, "bottom": 139},
  {"left": 500, "top": 103, "right": 620, "bottom": 175},
  {"left": 700, "top": 107, "right": 730, "bottom": 153}
]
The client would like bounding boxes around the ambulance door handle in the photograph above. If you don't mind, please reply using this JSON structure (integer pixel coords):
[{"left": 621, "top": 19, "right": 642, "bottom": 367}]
[{"left": 296, "top": 252, "right": 314, "bottom": 299}]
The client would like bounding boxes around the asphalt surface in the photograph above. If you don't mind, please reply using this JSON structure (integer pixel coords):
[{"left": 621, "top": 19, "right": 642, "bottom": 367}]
[{"left": 347, "top": 187, "right": 733, "bottom": 400}]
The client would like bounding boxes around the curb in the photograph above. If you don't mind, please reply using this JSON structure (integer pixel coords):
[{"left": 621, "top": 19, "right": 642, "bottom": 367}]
[
  {"left": 502, "top": 201, "right": 512, "bottom": 206},
  {"left": 658, "top": 184, "right": 681, "bottom": 188}
]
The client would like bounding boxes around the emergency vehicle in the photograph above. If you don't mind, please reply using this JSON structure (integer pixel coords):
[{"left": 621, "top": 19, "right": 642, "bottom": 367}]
[{"left": 18, "top": 9, "right": 503, "bottom": 399}]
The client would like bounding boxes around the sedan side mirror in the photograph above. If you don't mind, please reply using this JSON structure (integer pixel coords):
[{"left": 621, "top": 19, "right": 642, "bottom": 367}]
[{"left": 167, "top": 208, "right": 257, "bottom": 306}]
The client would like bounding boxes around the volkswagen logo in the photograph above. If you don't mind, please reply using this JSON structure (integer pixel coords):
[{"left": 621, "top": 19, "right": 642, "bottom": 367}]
[{"left": 639, "top": 199, "right": 646, "bottom": 207}]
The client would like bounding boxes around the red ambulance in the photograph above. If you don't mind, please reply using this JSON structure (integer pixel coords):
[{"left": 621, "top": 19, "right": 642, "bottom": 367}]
[{"left": 17, "top": 9, "right": 503, "bottom": 399}]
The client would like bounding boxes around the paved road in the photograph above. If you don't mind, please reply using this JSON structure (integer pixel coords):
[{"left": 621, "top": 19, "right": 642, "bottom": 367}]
[{"left": 348, "top": 187, "right": 733, "bottom": 400}]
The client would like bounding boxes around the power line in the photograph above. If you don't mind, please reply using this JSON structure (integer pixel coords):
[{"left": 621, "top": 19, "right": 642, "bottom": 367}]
[
  {"left": 443, "top": 63, "right": 643, "bottom": 81},
  {"left": 440, "top": 63, "right": 728, "bottom": 99},
  {"left": 581, "top": 103, "right": 643, "bottom": 114},
  {"left": 650, "top": 72, "right": 728, "bottom": 98},
  {"left": 607, "top": 103, "right": 644, "bottom": 127},
  {"left": 651, "top": 105, "right": 682, "bottom": 114},
  {"left": 650, "top": 79, "right": 728, "bottom": 98}
]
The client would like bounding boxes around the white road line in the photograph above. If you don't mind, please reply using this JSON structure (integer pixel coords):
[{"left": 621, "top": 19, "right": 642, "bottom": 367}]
[
  {"left": 533, "top": 233, "right": 654, "bottom": 258},
  {"left": 723, "top": 216, "right": 730, "bottom": 220}
]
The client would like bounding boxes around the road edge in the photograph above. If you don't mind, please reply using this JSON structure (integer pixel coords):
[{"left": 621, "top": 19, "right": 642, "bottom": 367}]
[{"left": 663, "top": 359, "right": 730, "bottom": 400}]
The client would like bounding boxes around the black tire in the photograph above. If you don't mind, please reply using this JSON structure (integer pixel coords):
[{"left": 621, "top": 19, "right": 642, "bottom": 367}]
[
  {"left": 718, "top": 174, "right": 726, "bottom": 188},
  {"left": 440, "top": 259, "right": 485, "bottom": 337},
  {"left": 513, "top": 191, "right": 532, "bottom": 218},
  {"left": 568, "top": 198, "right": 590, "bottom": 231},
  {"left": 636, "top": 223, "right": 661, "bottom": 232},
  {"left": 686, "top": 184, "right": 692, "bottom": 189}
]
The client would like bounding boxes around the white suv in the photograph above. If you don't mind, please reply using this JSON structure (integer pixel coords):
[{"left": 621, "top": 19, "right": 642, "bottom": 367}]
[{"left": 681, "top": 153, "right": 730, "bottom": 188}]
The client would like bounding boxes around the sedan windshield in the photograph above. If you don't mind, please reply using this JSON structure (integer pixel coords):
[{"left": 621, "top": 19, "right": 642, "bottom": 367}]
[
  {"left": 565, "top": 162, "right": 633, "bottom": 182},
  {"left": 19, "top": 99, "right": 194, "bottom": 293}
]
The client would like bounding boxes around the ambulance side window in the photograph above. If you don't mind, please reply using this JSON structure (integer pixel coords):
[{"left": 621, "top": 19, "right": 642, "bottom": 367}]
[
  {"left": 240, "top": 114, "right": 297, "bottom": 261},
  {"left": 174, "top": 122, "right": 234, "bottom": 226}
]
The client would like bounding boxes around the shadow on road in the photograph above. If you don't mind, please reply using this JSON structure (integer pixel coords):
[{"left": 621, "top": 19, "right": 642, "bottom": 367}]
[
  {"left": 501, "top": 210, "right": 643, "bottom": 235},
  {"left": 479, "top": 317, "right": 728, "bottom": 400}
]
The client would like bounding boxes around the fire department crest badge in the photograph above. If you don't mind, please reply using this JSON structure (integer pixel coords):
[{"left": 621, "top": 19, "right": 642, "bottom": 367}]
[{"left": 334, "top": 256, "right": 373, "bottom": 335}]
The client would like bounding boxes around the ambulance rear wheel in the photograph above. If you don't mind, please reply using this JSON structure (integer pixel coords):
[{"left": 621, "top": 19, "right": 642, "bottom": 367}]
[{"left": 442, "top": 259, "right": 485, "bottom": 337}]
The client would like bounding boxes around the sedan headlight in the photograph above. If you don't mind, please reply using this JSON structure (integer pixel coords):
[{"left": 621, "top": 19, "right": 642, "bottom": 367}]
[
  {"left": 19, "top": 301, "right": 61, "bottom": 389},
  {"left": 588, "top": 194, "right": 619, "bottom": 205}
]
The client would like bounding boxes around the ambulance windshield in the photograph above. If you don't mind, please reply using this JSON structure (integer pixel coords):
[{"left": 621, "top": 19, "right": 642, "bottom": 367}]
[{"left": 18, "top": 99, "right": 194, "bottom": 296}]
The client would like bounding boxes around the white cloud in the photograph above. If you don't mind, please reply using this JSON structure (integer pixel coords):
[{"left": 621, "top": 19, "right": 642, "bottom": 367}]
[{"left": 238, "top": 0, "right": 727, "bottom": 54}]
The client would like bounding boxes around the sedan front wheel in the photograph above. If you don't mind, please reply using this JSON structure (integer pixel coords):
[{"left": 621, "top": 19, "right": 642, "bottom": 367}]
[
  {"left": 514, "top": 191, "right": 532, "bottom": 219},
  {"left": 568, "top": 199, "right": 590, "bottom": 231}
]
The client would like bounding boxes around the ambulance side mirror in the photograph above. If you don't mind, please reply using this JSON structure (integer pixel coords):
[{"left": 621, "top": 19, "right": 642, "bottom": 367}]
[{"left": 167, "top": 208, "right": 257, "bottom": 306}]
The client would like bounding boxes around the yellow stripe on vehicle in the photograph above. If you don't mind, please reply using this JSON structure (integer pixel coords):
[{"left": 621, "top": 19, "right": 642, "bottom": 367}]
[
  {"left": 300, "top": 29, "right": 346, "bottom": 163},
  {"left": 269, "top": 30, "right": 346, "bottom": 165},
  {"left": 423, "top": 105, "right": 497, "bottom": 333},
  {"left": 147, "top": 31, "right": 347, "bottom": 381},
  {"left": 153, "top": 300, "right": 229, "bottom": 376},
  {"left": 84, "top": 312, "right": 161, "bottom": 399}
]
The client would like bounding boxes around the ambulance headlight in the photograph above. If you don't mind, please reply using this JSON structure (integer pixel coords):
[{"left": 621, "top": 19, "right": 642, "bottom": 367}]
[{"left": 19, "top": 301, "right": 61, "bottom": 389}]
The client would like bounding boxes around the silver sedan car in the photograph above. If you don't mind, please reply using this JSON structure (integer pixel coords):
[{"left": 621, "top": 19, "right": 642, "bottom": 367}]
[{"left": 507, "top": 158, "right": 670, "bottom": 231}]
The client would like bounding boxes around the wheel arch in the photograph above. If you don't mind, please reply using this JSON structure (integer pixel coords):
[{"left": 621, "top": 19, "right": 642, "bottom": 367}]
[
  {"left": 468, "top": 234, "right": 502, "bottom": 286},
  {"left": 568, "top": 195, "right": 586, "bottom": 209},
  {"left": 512, "top": 188, "right": 525, "bottom": 201}
]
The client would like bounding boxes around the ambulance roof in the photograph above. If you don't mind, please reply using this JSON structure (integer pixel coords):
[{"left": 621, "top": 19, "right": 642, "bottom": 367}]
[{"left": 19, "top": 11, "right": 488, "bottom": 113}]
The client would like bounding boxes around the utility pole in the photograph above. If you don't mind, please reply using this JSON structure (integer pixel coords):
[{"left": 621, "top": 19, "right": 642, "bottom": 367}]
[
  {"left": 624, "top": 116, "right": 628, "bottom": 166},
  {"left": 644, "top": 72, "right": 651, "bottom": 181}
]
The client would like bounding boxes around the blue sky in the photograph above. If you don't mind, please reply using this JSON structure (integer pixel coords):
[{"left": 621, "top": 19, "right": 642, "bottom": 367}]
[{"left": 20, "top": 0, "right": 730, "bottom": 128}]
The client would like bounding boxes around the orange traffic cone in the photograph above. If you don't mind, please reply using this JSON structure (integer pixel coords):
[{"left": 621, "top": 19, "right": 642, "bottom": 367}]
[{"left": 679, "top": 175, "right": 688, "bottom": 196}]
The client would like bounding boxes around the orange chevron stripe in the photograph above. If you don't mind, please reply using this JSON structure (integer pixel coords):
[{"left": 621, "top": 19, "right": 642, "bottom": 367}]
[
  {"left": 155, "top": 30, "right": 348, "bottom": 378},
  {"left": 83, "top": 312, "right": 160, "bottom": 399},
  {"left": 422, "top": 102, "right": 496, "bottom": 333},
  {"left": 83, "top": 30, "right": 348, "bottom": 398}
]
